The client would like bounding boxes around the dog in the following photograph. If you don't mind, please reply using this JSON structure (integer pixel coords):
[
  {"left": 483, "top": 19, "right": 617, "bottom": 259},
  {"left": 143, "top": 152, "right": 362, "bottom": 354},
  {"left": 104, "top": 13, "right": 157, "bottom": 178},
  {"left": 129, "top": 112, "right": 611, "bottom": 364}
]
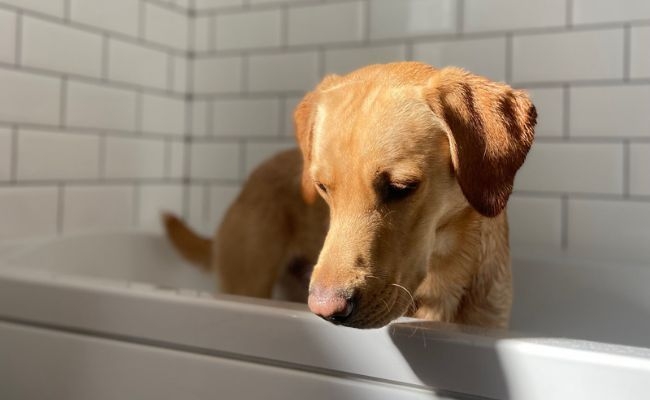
[{"left": 164, "top": 62, "right": 536, "bottom": 329}]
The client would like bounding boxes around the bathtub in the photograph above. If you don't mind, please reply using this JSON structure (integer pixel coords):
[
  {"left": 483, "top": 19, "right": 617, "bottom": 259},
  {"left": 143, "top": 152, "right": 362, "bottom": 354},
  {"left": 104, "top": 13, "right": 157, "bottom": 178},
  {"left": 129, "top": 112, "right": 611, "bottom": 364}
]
[{"left": 0, "top": 232, "right": 649, "bottom": 400}]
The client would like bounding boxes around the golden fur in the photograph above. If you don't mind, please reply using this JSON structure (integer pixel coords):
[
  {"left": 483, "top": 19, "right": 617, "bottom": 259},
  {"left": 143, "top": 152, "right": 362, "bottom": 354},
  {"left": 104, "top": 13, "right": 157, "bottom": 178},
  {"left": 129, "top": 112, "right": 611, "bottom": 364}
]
[{"left": 164, "top": 62, "right": 536, "bottom": 329}]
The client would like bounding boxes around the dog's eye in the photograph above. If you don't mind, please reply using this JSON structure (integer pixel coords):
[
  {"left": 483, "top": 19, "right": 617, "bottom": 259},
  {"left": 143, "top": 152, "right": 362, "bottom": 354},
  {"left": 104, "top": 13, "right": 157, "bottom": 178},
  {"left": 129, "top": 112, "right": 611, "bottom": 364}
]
[
  {"left": 384, "top": 181, "right": 419, "bottom": 202},
  {"left": 315, "top": 182, "right": 328, "bottom": 194}
]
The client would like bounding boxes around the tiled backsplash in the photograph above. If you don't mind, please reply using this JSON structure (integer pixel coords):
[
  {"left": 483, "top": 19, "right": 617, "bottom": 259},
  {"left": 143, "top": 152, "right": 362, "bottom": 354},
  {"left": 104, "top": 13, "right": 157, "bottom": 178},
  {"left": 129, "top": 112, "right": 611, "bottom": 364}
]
[{"left": 1, "top": 0, "right": 649, "bottom": 263}]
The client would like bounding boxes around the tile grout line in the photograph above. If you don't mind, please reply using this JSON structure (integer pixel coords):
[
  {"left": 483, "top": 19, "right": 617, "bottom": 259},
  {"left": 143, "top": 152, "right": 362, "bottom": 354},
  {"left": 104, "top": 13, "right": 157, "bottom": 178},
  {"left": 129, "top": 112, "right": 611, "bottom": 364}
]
[
  {"left": 57, "top": 184, "right": 65, "bottom": 235},
  {"left": 8, "top": 4, "right": 191, "bottom": 56},
  {"left": 132, "top": 184, "right": 141, "bottom": 227},
  {"left": 623, "top": 23, "right": 631, "bottom": 82},
  {"left": 562, "top": 84, "right": 570, "bottom": 139},
  {"left": 98, "top": 133, "right": 106, "bottom": 180},
  {"left": 202, "top": 184, "right": 210, "bottom": 231},
  {"left": 139, "top": 0, "right": 147, "bottom": 41},
  {"left": 622, "top": 140, "right": 631, "bottom": 197},
  {"left": 561, "top": 194, "right": 569, "bottom": 250},
  {"left": 63, "top": 0, "right": 71, "bottom": 22},
  {"left": 167, "top": 53, "right": 175, "bottom": 92},
  {"left": 565, "top": 0, "right": 573, "bottom": 27},
  {"left": 164, "top": 140, "right": 172, "bottom": 178},
  {"left": 280, "top": 5, "right": 289, "bottom": 48},
  {"left": 505, "top": 33, "right": 513, "bottom": 84},
  {"left": 362, "top": 0, "right": 370, "bottom": 44},
  {"left": 182, "top": 3, "right": 196, "bottom": 220},
  {"left": 14, "top": 11, "right": 22, "bottom": 66},
  {"left": 10, "top": 125, "right": 18, "bottom": 183},
  {"left": 59, "top": 77, "right": 68, "bottom": 128},
  {"left": 277, "top": 95, "right": 286, "bottom": 138},
  {"left": 102, "top": 34, "right": 110, "bottom": 81},
  {"left": 456, "top": 0, "right": 464, "bottom": 34},
  {"left": 238, "top": 140, "right": 246, "bottom": 182},
  {"left": 135, "top": 90, "right": 144, "bottom": 134},
  {"left": 0, "top": 61, "right": 188, "bottom": 100}
]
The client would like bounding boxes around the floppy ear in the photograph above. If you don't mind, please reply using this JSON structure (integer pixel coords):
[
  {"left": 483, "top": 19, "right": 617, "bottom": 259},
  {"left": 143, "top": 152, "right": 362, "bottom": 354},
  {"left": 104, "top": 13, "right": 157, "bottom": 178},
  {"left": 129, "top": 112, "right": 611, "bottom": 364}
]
[
  {"left": 427, "top": 67, "right": 536, "bottom": 217},
  {"left": 293, "top": 90, "right": 318, "bottom": 203}
]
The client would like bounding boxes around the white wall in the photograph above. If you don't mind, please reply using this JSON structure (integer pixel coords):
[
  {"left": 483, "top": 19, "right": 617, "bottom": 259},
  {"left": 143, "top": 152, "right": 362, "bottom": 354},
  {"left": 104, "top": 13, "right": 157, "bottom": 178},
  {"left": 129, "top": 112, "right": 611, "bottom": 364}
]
[
  {"left": 188, "top": 0, "right": 650, "bottom": 262},
  {"left": 1, "top": 0, "right": 649, "bottom": 263},
  {"left": 0, "top": 0, "right": 190, "bottom": 238}
]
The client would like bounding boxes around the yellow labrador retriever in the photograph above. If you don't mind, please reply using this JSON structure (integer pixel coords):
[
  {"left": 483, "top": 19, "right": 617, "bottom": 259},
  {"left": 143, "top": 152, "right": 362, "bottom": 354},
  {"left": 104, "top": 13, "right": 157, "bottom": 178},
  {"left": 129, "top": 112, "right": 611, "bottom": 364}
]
[{"left": 164, "top": 62, "right": 536, "bottom": 329}]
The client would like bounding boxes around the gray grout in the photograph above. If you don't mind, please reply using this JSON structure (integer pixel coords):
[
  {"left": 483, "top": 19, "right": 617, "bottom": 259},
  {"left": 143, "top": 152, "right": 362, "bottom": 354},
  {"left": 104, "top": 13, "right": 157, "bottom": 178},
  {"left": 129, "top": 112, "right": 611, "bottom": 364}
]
[
  {"left": 139, "top": 0, "right": 147, "bottom": 41},
  {"left": 0, "top": 120, "right": 190, "bottom": 142},
  {"left": 182, "top": 11, "right": 196, "bottom": 220},
  {"left": 241, "top": 54, "right": 249, "bottom": 93},
  {"left": 0, "top": 3, "right": 189, "bottom": 56},
  {"left": 132, "top": 185, "right": 141, "bottom": 227},
  {"left": 167, "top": 54, "right": 175, "bottom": 92},
  {"left": 98, "top": 134, "right": 106, "bottom": 179},
  {"left": 2, "top": 0, "right": 650, "bottom": 251},
  {"left": 0, "top": 62, "right": 188, "bottom": 99},
  {"left": 277, "top": 96, "right": 286, "bottom": 138},
  {"left": 10, "top": 125, "right": 18, "bottom": 183},
  {"left": 57, "top": 184, "right": 65, "bottom": 234},
  {"left": 504, "top": 33, "right": 513, "bottom": 83},
  {"left": 623, "top": 140, "right": 631, "bottom": 197},
  {"left": 101, "top": 34, "right": 110, "bottom": 81},
  {"left": 280, "top": 5, "right": 289, "bottom": 48},
  {"left": 63, "top": 0, "right": 70, "bottom": 22},
  {"left": 190, "top": 18, "right": 650, "bottom": 59},
  {"left": 206, "top": 99, "right": 214, "bottom": 138},
  {"left": 59, "top": 78, "right": 68, "bottom": 128},
  {"left": 135, "top": 90, "right": 144, "bottom": 134},
  {"left": 164, "top": 140, "right": 172, "bottom": 178},
  {"left": 623, "top": 24, "right": 631, "bottom": 82},
  {"left": 0, "top": 178, "right": 187, "bottom": 188},
  {"left": 561, "top": 195, "right": 569, "bottom": 250},
  {"left": 145, "top": 0, "right": 191, "bottom": 15},
  {"left": 14, "top": 11, "right": 22, "bottom": 66},
  {"left": 208, "top": 14, "right": 216, "bottom": 51},
  {"left": 456, "top": 0, "right": 464, "bottom": 34},
  {"left": 238, "top": 141, "right": 246, "bottom": 181},
  {"left": 565, "top": 0, "right": 573, "bottom": 27},
  {"left": 202, "top": 184, "right": 210, "bottom": 229},
  {"left": 562, "top": 84, "right": 570, "bottom": 139}
]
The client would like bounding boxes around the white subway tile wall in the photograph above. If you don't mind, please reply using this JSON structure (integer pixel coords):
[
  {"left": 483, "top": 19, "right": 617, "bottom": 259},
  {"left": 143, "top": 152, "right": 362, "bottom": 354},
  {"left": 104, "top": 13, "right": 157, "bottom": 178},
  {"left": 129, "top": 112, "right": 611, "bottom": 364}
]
[
  {"left": 287, "top": 2, "right": 365, "bottom": 46},
  {"left": 108, "top": 39, "right": 169, "bottom": 89},
  {"left": 212, "top": 98, "right": 280, "bottom": 137},
  {"left": 413, "top": 36, "right": 508, "bottom": 82},
  {"left": 0, "top": 0, "right": 186, "bottom": 239},
  {"left": 630, "top": 26, "right": 650, "bottom": 79},
  {"left": 62, "top": 185, "right": 134, "bottom": 233},
  {"left": 104, "top": 137, "right": 166, "bottom": 179},
  {"left": 0, "top": 9, "right": 16, "bottom": 64},
  {"left": 215, "top": 9, "right": 282, "bottom": 51},
  {"left": 16, "top": 130, "right": 100, "bottom": 181},
  {"left": 21, "top": 16, "right": 103, "bottom": 78},
  {"left": 1, "top": 0, "right": 649, "bottom": 262},
  {"left": 0, "top": 128, "right": 12, "bottom": 181},
  {"left": 248, "top": 51, "right": 319, "bottom": 92}
]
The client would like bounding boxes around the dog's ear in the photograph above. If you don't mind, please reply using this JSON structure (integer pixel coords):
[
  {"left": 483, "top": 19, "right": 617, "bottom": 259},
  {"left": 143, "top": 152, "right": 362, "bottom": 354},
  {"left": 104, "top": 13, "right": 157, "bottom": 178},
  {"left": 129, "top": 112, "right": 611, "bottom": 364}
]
[
  {"left": 294, "top": 90, "right": 318, "bottom": 203},
  {"left": 427, "top": 67, "right": 536, "bottom": 217}
]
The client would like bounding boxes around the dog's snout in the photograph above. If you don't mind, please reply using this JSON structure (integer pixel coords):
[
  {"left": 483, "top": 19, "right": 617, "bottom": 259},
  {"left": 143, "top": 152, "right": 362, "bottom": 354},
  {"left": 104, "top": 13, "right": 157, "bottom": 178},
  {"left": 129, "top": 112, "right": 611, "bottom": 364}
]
[{"left": 308, "top": 286, "right": 355, "bottom": 324}]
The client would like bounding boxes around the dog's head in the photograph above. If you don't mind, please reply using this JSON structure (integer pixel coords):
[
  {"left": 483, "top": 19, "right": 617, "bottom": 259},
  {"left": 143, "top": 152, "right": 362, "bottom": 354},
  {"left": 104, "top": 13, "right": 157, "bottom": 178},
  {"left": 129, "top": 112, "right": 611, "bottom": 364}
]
[{"left": 295, "top": 62, "right": 536, "bottom": 328}]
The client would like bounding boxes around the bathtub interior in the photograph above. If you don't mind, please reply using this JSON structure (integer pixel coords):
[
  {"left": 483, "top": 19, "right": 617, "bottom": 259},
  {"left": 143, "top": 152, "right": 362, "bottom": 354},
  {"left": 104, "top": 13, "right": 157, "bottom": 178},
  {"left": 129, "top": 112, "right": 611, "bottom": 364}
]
[{"left": 1, "top": 231, "right": 650, "bottom": 349}]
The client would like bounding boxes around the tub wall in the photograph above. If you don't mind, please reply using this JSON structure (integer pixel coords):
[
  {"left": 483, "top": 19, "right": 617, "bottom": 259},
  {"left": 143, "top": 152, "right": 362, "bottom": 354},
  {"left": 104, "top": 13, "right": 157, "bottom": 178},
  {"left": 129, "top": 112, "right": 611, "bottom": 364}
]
[{"left": 1, "top": 0, "right": 649, "bottom": 263}]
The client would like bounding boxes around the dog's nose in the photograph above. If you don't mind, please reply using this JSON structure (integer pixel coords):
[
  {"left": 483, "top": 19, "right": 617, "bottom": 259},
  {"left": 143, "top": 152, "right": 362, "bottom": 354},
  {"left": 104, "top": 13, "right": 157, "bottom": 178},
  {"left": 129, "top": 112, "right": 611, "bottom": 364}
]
[{"left": 308, "top": 286, "right": 355, "bottom": 324}]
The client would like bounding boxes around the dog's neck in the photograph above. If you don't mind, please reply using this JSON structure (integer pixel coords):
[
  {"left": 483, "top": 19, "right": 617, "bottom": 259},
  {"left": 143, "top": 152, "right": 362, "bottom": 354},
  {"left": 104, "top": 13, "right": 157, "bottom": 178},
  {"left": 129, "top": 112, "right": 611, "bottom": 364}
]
[{"left": 411, "top": 207, "right": 507, "bottom": 324}]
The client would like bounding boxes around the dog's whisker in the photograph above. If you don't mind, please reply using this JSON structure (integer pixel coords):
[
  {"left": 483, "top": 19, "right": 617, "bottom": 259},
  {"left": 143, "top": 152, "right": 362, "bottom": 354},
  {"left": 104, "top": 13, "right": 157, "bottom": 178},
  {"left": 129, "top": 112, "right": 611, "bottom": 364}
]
[{"left": 390, "top": 283, "right": 417, "bottom": 315}]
